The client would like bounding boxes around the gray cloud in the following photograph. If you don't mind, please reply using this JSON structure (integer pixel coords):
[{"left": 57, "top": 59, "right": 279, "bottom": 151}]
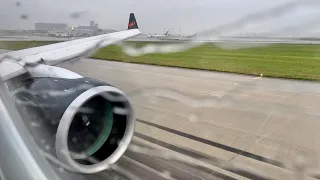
[{"left": 1, "top": 0, "right": 320, "bottom": 36}]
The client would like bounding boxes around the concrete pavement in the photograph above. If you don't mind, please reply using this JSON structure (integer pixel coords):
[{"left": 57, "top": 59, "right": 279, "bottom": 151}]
[
  {"left": 2, "top": 45, "right": 320, "bottom": 179},
  {"left": 59, "top": 58, "right": 320, "bottom": 179}
]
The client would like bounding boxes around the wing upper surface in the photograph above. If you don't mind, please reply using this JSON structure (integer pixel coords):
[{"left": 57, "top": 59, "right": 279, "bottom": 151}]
[{"left": 0, "top": 29, "right": 141, "bottom": 81}]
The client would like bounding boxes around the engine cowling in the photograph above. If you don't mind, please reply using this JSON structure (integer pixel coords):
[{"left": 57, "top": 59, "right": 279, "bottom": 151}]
[{"left": 11, "top": 77, "right": 135, "bottom": 174}]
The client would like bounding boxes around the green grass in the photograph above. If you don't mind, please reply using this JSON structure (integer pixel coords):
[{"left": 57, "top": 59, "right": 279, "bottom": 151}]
[
  {"left": 0, "top": 41, "right": 59, "bottom": 50},
  {"left": 1, "top": 40, "right": 320, "bottom": 80}
]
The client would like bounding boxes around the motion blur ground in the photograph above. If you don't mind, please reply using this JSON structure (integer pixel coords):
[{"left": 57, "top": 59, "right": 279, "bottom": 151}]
[
  {"left": 2, "top": 37, "right": 320, "bottom": 179},
  {"left": 3, "top": 40, "right": 320, "bottom": 80},
  {"left": 3, "top": 0, "right": 320, "bottom": 179},
  {"left": 59, "top": 57, "right": 320, "bottom": 180}
]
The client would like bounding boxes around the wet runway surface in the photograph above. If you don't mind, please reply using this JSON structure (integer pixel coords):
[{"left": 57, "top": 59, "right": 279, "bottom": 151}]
[
  {"left": 57, "top": 58, "right": 320, "bottom": 180},
  {"left": 2, "top": 47, "right": 320, "bottom": 179}
]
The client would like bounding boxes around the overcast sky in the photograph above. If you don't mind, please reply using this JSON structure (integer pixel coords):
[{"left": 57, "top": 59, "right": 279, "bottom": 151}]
[{"left": 1, "top": 0, "right": 320, "bottom": 36}]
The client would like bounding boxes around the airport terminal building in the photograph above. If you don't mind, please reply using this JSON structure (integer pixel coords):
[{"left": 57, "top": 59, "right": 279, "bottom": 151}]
[
  {"left": 33, "top": 21, "right": 109, "bottom": 37},
  {"left": 35, "top": 23, "right": 68, "bottom": 31}
]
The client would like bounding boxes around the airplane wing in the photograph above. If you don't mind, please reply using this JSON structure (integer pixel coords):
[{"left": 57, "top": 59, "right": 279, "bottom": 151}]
[{"left": 0, "top": 13, "right": 141, "bottom": 82}]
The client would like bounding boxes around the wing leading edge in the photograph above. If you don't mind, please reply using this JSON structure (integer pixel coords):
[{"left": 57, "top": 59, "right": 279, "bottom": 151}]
[{"left": 0, "top": 13, "right": 141, "bottom": 81}]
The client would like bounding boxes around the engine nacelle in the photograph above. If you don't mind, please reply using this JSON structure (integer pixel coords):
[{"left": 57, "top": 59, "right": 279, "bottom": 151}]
[{"left": 11, "top": 77, "right": 135, "bottom": 174}]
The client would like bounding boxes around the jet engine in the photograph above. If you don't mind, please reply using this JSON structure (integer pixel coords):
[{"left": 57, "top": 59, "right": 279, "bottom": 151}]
[{"left": 10, "top": 76, "right": 135, "bottom": 174}]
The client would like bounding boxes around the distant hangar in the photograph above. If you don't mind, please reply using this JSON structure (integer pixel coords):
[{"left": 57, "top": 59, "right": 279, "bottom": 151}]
[{"left": 35, "top": 23, "right": 68, "bottom": 31}]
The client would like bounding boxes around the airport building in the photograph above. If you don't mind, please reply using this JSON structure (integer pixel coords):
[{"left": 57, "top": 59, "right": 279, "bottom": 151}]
[
  {"left": 34, "top": 23, "right": 68, "bottom": 31},
  {"left": 76, "top": 21, "right": 99, "bottom": 31},
  {"left": 33, "top": 21, "right": 107, "bottom": 37}
]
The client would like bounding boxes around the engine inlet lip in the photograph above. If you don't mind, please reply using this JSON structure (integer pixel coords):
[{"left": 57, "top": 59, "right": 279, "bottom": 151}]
[{"left": 55, "top": 86, "right": 135, "bottom": 174}]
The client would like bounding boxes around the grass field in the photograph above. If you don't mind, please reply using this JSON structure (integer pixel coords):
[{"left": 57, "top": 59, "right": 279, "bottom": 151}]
[{"left": 1, "top": 40, "right": 320, "bottom": 80}]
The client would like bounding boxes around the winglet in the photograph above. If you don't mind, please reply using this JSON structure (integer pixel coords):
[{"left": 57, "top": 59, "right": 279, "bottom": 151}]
[{"left": 128, "top": 13, "right": 138, "bottom": 30}]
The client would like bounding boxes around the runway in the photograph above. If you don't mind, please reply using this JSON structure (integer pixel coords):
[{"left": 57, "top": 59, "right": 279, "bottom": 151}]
[
  {"left": 58, "top": 58, "right": 320, "bottom": 180},
  {"left": 2, "top": 46, "right": 320, "bottom": 179}
]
